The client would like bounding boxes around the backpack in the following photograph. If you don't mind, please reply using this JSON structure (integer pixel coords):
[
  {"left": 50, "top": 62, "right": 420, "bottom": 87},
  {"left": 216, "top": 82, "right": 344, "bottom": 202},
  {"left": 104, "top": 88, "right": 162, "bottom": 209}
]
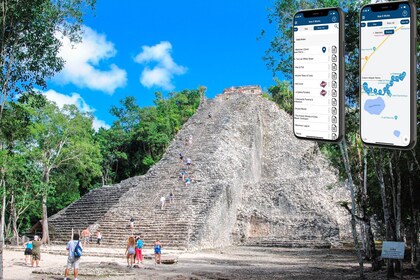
[{"left": 74, "top": 241, "right": 83, "bottom": 258}]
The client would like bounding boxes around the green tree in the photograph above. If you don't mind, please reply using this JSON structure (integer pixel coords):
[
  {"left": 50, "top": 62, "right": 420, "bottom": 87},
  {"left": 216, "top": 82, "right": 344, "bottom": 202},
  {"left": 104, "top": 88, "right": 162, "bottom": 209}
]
[
  {"left": 29, "top": 100, "right": 101, "bottom": 244},
  {"left": 98, "top": 88, "right": 202, "bottom": 184},
  {"left": 267, "top": 79, "right": 293, "bottom": 115},
  {"left": 0, "top": 0, "right": 95, "bottom": 119},
  {"left": 0, "top": 0, "right": 96, "bottom": 276}
]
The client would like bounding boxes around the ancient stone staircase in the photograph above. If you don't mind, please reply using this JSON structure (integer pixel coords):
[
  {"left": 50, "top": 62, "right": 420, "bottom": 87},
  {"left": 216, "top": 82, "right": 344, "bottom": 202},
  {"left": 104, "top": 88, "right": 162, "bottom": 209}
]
[
  {"left": 48, "top": 90, "right": 351, "bottom": 249},
  {"left": 48, "top": 183, "right": 132, "bottom": 243}
]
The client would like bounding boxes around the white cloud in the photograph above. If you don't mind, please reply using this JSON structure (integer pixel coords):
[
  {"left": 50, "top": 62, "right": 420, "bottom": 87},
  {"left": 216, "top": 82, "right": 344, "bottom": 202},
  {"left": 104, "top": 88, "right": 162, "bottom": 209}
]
[
  {"left": 91, "top": 118, "right": 110, "bottom": 131},
  {"left": 44, "top": 89, "right": 110, "bottom": 131},
  {"left": 134, "top": 41, "right": 187, "bottom": 90},
  {"left": 56, "top": 26, "right": 127, "bottom": 94},
  {"left": 44, "top": 89, "right": 94, "bottom": 113}
]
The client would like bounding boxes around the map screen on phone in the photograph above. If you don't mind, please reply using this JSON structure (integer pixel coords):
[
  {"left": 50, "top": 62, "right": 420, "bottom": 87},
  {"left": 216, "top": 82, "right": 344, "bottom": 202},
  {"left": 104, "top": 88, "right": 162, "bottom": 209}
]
[
  {"left": 293, "top": 9, "right": 340, "bottom": 141},
  {"left": 360, "top": 3, "right": 411, "bottom": 146}
]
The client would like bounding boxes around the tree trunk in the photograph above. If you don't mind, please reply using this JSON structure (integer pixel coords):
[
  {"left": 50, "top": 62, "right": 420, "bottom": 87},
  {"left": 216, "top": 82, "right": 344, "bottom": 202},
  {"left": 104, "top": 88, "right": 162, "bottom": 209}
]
[
  {"left": 41, "top": 195, "right": 49, "bottom": 244},
  {"left": 10, "top": 193, "right": 18, "bottom": 245},
  {"left": 356, "top": 138, "right": 367, "bottom": 258},
  {"left": 371, "top": 148, "right": 394, "bottom": 277},
  {"left": 408, "top": 162, "right": 418, "bottom": 268},
  {"left": 389, "top": 152, "right": 402, "bottom": 273},
  {"left": 340, "top": 139, "right": 364, "bottom": 279},
  {"left": 361, "top": 146, "right": 379, "bottom": 270},
  {"left": 41, "top": 171, "right": 50, "bottom": 244},
  {"left": 388, "top": 153, "right": 397, "bottom": 229},
  {"left": 0, "top": 172, "right": 6, "bottom": 280},
  {"left": 395, "top": 153, "right": 402, "bottom": 241}
]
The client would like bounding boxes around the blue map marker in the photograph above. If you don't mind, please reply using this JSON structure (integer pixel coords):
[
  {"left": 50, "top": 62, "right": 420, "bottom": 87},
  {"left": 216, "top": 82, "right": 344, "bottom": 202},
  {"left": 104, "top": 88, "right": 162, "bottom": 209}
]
[{"left": 322, "top": 47, "right": 326, "bottom": 53}]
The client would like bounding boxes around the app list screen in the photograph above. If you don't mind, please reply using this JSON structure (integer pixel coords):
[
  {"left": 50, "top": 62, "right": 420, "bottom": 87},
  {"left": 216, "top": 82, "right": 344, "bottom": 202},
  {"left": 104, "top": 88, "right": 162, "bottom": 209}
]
[
  {"left": 293, "top": 10, "right": 340, "bottom": 141},
  {"left": 360, "top": 4, "right": 411, "bottom": 146}
]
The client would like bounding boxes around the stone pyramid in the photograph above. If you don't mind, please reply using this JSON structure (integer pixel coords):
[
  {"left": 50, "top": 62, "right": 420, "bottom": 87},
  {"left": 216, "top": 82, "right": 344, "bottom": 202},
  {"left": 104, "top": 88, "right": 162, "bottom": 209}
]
[{"left": 48, "top": 90, "right": 350, "bottom": 249}]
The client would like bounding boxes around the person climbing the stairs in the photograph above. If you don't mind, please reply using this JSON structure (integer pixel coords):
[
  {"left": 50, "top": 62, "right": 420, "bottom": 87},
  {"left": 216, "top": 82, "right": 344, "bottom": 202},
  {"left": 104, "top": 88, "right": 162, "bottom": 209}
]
[
  {"left": 160, "top": 196, "right": 166, "bottom": 209},
  {"left": 179, "top": 152, "right": 184, "bottom": 163},
  {"left": 180, "top": 170, "right": 187, "bottom": 181},
  {"left": 186, "top": 158, "right": 192, "bottom": 169},
  {"left": 185, "top": 177, "right": 191, "bottom": 187},
  {"left": 169, "top": 191, "right": 174, "bottom": 204},
  {"left": 154, "top": 239, "right": 162, "bottom": 264},
  {"left": 129, "top": 217, "right": 135, "bottom": 234},
  {"left": 125, "top": 236, "right": 136, "bottom": 268},
  {"left": 96, "top": 230, "right": 102, "bottom": 246}
]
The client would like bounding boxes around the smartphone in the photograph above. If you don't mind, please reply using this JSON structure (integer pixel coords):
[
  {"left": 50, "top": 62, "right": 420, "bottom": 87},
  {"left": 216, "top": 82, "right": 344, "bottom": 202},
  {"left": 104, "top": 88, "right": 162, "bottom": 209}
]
[
  {"left": 293, "top": 8, "right": 345, "bottom": 142},
  {"left": 360, "top": 1, "right": 417, "bottom": 149}
]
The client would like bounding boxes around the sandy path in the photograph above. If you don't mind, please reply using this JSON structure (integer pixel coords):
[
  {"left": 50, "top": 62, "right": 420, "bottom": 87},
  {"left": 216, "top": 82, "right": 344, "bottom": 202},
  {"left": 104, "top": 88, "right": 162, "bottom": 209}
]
[{"left": 3, "top": 246, "right": 419, "bottom": 280}]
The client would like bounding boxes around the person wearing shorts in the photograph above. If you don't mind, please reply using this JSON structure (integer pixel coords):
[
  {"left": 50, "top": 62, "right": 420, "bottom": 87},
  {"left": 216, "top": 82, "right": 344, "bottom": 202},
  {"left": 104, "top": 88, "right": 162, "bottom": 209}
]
[
  {"left": 64, "top": 233, "right": 82, "bottom": 280},
  {"left": 23, "top": 240, "right": 33, "bottom": 265},
  {"left": 154, "top": 239, "right": 162, "bottom": 264},
  {"left": 81, "top": 227, "right": 91, "bottom": 247},
  {"left": 125, "top": 236, "right": 136, "bottom": 268},
  {"left": 31, "top": 235, "right": 42, "bottom": 267}
]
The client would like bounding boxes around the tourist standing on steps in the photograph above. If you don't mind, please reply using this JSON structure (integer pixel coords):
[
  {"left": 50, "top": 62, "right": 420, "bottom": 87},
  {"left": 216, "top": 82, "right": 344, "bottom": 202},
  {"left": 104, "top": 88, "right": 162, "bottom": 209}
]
[
  {"left": 64, "top": 233, "right": 82, "bottom": 280},
  {"left": 81, "top": 227, "right": 91, "bottom": 247},
  {"left": 186, "top": 158, "right": 192, "bottom": 169},
  {"left": 125, "top": 236, "right": 136, "bottom": 268},
  {"left": 23, "top": 239, "right": 33, "bottom": 266},
  {"left": 135, "top": 235, "right": 144, "bottom": 264},
  {"left": 180, "top": 170, "right": 187, "bottom": 181},
  {"left": 96, "top": 230, "right": 102, "bottom": 246},
  {"left": 179, "top": 152, "right": 184, "bottom": 162},
  {"left": 130, "top": 217, "right": 135, "bottom": 234},
  {"left": 185, "top": 177, "right": 191, "bottom": 187},
  {"left": 160, "top": 196, "right": 166, "bottom": 209},
  {"left": 31, "top": 235, "right": 42, "bottom": 267},
  {"left": 189, "top": 134, "right": 193, "bottom": 145},
  {"left": 154, "top": 239, "right": 163, "bottom": 264},
  {"left": 169, "top": 191, "right": 174, "bottom": 204}
]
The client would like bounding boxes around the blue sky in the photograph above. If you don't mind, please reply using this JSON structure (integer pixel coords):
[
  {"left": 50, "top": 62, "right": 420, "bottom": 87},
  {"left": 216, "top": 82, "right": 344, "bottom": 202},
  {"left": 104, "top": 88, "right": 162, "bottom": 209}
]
[{"left": 45, "top": 0, "right": 279, "bottom": 129}]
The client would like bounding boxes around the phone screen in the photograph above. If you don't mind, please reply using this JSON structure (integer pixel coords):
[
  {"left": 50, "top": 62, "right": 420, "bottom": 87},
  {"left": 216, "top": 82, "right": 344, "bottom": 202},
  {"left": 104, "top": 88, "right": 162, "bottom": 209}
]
[
  {"left": 293, "top": 8, "right": 342, "bottom": 141},
  {"left": 360, "top": 2, "right": 413, "bottom": 147}
]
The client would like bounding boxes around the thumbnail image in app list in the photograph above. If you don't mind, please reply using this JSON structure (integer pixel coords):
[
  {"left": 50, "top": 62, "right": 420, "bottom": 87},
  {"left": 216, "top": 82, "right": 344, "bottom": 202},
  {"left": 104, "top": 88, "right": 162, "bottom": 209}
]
[
  {"left": 294, "top": 28, "right": 339, "bottom": 140},
  {"left": 360, "top": 18, "right": 411, "bottom": 146}
]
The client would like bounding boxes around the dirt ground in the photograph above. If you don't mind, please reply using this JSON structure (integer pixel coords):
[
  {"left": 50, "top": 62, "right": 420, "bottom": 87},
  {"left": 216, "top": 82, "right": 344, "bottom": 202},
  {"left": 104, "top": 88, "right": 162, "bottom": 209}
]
[{"left": 3, "top": 245, "right": 420, "bottom": 280}]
